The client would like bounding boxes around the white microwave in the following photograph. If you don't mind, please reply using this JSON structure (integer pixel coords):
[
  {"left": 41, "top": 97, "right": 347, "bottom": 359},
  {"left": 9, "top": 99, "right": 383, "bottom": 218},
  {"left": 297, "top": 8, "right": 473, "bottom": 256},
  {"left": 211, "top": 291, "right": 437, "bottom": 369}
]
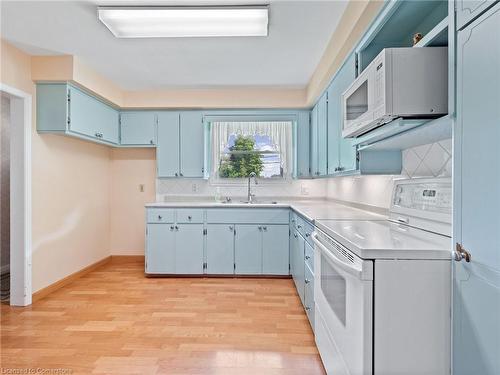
[{"left": 342, "top": 47, "right": 448, "bottom": 138}]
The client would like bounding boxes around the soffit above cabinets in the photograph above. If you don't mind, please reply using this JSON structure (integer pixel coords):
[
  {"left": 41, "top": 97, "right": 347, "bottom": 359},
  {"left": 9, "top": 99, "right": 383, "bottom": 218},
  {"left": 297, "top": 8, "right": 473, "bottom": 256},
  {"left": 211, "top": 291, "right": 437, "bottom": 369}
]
[{"left": 1, "top": 0, "right": 348, "bottom": 90}]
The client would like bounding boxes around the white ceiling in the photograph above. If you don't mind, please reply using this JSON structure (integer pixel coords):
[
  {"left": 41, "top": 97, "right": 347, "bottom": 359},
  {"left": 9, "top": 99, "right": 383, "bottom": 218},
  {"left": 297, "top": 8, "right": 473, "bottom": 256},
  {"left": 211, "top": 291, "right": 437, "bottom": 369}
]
[{"left": 1, "top": 0, "right": 348, "bottom": 90}]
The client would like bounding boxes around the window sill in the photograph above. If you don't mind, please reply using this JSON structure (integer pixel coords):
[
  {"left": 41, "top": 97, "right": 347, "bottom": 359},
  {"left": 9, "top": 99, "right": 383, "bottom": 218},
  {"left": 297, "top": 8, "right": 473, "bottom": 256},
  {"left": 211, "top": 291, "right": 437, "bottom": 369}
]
[{"left": 209, "top": 176, "right": 293, "bottom": 187}]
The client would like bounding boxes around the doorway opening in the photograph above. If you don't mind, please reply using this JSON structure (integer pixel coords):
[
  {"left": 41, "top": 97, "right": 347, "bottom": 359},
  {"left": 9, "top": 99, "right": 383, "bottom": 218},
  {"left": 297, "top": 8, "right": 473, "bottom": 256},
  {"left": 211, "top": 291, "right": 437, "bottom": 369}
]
[{"left": 0, "top": 84, "right": 32, "bottom": 306}]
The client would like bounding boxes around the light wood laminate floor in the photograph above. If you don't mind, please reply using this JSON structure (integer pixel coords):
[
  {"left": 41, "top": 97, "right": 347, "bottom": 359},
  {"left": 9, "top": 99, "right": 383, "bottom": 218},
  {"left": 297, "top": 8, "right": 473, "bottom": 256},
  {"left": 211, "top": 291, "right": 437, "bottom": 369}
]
[{"left": 1, "top": 259, "right": 325, "bottom": 374}]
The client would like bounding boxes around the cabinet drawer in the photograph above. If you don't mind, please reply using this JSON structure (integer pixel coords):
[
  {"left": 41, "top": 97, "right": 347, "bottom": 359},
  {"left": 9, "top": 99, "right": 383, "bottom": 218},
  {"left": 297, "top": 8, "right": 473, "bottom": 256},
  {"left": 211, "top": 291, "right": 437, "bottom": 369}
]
[
  {"left": 147, "top": 209, "right": 175, "bottom": 223},
  {"left": 304, "top": 223, "right": 314, "bottom": 248},
  {"left": 304, "top": 262, "right": 315, "bottom": 330},
  {"left": 290, "top": 212, "right": 298, "bottom": 229},
  {"left": 305, "top": 240, "right": 314, "bottom": 272},
  {"left": 206, "top": 208, "right": 290, "bottom": 224},
  {"left": 296, "top": 215, "right": 314, "bottom": 240},
  {"left": 176, "top": 209, "right": 204, "bottom": 223}
]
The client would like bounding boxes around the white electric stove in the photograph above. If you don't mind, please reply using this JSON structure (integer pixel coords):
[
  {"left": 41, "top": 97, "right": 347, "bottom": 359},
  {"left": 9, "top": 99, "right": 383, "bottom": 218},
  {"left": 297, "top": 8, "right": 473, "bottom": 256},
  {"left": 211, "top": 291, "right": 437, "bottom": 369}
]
[{"left": 312, "top": 178, "right": 452, "bottom": 375}]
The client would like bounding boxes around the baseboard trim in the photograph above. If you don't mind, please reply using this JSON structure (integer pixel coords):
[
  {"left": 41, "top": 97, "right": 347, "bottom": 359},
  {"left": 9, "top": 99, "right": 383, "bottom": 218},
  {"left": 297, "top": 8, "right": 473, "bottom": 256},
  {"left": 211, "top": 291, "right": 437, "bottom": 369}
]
[
  {"left": 32, "top": 256, "right": 112, "bottom": 302},
  {"left": 110, "top": 255, "right": 145, "bottom": 264}
]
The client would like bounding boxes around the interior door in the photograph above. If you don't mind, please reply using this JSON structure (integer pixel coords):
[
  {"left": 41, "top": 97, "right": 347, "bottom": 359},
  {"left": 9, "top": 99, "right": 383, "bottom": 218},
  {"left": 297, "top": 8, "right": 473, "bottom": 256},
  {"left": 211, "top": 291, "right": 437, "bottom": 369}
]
[{"left": 454, "top": 4, "right": 500, "bottom": 375}]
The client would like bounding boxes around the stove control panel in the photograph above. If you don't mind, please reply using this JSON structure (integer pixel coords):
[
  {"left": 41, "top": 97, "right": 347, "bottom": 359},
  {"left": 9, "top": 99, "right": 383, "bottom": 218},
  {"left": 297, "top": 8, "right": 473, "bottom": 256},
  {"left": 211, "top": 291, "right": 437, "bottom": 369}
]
[{"left": 392, "top": 179, "right": 452, "bottom": 214}]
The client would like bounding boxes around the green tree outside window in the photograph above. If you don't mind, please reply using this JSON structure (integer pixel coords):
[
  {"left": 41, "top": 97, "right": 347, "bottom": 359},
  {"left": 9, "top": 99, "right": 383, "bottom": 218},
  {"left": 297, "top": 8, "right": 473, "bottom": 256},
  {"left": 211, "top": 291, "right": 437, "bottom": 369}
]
[{"left": 219, "top": 135, "right": 264, "bottom": 178}]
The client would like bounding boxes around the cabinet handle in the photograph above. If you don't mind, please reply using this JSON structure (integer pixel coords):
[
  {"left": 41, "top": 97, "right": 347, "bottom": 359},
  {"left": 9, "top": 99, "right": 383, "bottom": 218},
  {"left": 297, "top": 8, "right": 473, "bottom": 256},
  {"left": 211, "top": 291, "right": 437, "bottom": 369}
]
[
  {"left": 258, "top": 226, "right": 262, "bottom": 231},
  {"left": 175, "top": 225, "right": 179, "bottom": 231},
  {"left": 305, "top": 279, "right": 310, "bottom": 284},
  {"left": 150, "top": 140, "right": 154, "bottom": 144},
  {"left": 305, "top": 233, "right": 310, "bottom": 238},
  {"left": 188, "top": 216, "right": 192, "bottom": 220},
  {"left": 179, "top": 173, "right": 184, "bottom": 177},
  {"left": 158, "top": 215, "right": 162, "bottom": 220},
  {"left": 170, "top": 225, "right": 175, "bottom": 231},
  {"left": 297, "top": 225, "right": 302, "bottom": 229},
  {"left": 263, "top": 226, "right": 267, "bottom": 231},
  {"left": 175, "top": 173, "right": 178, "bottom": 177},
  {"left": 293, "top": 233, "right": 298, "bottom": 238},
  {"left": 305, "top": 306, "right": 311, "bottom": 311},
  {"left": 305, "top": 255, "right": 310, "bottom": 260},
  {"left": 229, "top": 226, "right": 234, "bottom": 231}
]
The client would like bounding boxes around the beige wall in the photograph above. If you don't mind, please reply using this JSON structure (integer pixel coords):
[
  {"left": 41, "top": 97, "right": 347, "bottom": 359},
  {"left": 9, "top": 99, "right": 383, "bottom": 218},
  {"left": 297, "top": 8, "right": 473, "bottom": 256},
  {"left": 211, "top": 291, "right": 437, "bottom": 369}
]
[
  {"left": 1, "top": 40, "right": 112, "bottom": 293},
  {"left": 109, "top": 148, "right": 155, "bottom": 255}
]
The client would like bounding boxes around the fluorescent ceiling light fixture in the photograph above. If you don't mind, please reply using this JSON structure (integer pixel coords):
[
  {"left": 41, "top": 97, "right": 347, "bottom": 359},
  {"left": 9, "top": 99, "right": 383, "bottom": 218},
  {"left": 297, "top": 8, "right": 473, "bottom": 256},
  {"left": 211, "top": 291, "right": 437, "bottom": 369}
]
[{"left": 98, "top": 6, "right": 269, "bottom": 38}]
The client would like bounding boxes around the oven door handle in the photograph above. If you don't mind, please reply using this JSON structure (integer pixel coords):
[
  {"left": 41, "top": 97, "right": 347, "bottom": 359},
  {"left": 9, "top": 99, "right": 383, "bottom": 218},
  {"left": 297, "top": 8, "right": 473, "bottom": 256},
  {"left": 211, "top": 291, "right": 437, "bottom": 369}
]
[{"left": 312, "top": 231, "right": 364, "bottom": 280}]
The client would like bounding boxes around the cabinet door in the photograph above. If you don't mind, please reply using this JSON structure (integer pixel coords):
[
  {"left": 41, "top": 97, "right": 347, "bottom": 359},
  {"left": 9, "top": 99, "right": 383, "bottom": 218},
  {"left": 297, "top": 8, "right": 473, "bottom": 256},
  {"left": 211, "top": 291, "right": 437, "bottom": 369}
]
[
  {"left": 310, "top": 105, "right": 319, "bottom": 176},
  {"left": 206, "top": 224, "right": 235, "bottom": 275},
  {"left": 69, "top": 86, "right": 119, "bottom": 144},
  {"left": 454, "top": 5, "right": 500, "bottom": 375},
  {"left": 295, "top": 111, "right": 310, "bottom": 178},
  {"left": 456, "top": 0, "right": 498, "bottom": 30},
  {"left": 304, "top": 261, "right": 315, "bottom": 330},
  {"left": 157, "top": 112, "right": 180, "bottom": 177},
  {"left": 175, "top": 224, "right": 204, "bottom": 274},
  {"left": 317, "top": 92, "right": 328, "bottom": 176},
  {"left": 120, "top": 111, "right": 156, "bottom": 146},
  {"left": 296, "top": 234, "right": 306, "bottom": 305},
  {"left": 262, "top": 225, "right": 289, "bottom": 275},
  {"left": 146, "top": 224, "right": 175, "bottom": 274},
  {"left": 234, "top": 225, "right": 262, "bottom": 274},
  {"left": 180, "top": 111, "right": 204, "bottom": 177},
  {"left": 328, "top": 53, "right": 357, "bottom": 174}
]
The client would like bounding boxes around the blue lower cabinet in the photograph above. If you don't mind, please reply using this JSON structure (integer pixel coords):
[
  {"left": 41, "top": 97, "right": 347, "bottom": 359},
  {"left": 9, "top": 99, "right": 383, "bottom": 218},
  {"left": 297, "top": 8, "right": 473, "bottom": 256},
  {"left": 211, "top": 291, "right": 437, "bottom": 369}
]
[
  {"left": 262, "top": 225, "right": 290, "bottom": 275},
  {"left": 304, "top": 262, "right": 315, "bottom": 330},
  {"left": 206, "top": 224, "right": 235, "bottom": 274},
  {"left": 294, "top": 233, "right": 306, "bottom": 305},
  {"left": 235, "top": 225, "right": 262, "bottom": 274},
  {"left": 146, "top": 224, "right": 175, "bottom": 274},
  {"left": 175, "top": 224, "right": 204, "bottom": 274}
]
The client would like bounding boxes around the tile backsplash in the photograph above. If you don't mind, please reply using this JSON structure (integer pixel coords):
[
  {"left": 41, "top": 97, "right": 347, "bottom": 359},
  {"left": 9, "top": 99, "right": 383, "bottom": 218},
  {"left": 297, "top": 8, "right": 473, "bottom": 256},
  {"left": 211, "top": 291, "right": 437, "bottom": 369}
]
[
  {"left": 327, "top": 139, "right": 453, "bottom": 209},
  {"left": 157, "top": 139, "right": 452, "bottom": 209},
  {"left": 157, "top": 178, "right": 328, "bottom": 201}
]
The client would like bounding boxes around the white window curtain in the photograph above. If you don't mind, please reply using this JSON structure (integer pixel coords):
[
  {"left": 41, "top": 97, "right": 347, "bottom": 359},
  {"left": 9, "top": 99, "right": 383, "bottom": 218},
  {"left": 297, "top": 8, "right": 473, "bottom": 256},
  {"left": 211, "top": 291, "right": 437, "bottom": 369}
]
[{"left": 210, "top": 121, "right": 293, "bottom": 179}]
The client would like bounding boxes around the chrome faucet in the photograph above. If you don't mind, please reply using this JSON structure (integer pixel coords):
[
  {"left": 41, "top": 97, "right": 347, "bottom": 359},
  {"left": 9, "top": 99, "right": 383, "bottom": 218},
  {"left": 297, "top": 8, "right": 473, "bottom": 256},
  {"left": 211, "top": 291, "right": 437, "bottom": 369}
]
[{"left": 247, "top": 172, "right": 258, "bottom": 203}]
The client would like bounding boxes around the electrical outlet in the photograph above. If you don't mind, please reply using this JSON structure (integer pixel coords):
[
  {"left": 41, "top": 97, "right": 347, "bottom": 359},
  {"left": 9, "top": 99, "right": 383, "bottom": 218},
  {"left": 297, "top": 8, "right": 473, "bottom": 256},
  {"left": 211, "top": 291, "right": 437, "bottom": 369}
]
[
  {"left": 192, "top": 183, "right": 198, "bottom": 193},
  {"left": 300, "top": 184, "right": 309, "bottom": 196},
  {"left": 139, "top": 184, "right": 145, "bottom": 193}
]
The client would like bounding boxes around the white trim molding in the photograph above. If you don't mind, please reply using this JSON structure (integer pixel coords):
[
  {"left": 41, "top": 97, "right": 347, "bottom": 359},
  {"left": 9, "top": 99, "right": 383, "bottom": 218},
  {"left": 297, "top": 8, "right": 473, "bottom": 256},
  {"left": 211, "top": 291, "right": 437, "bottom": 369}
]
[{"left": 0, "top": 83, "right": 32, "bottom": 306}]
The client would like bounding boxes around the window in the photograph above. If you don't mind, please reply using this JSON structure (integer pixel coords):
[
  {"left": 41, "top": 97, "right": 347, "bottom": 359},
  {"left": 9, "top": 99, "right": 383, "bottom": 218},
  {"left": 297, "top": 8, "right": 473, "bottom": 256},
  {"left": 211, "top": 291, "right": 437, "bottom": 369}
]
[{"left": 210, "top": 121, "right": 292, "bottom": 181}]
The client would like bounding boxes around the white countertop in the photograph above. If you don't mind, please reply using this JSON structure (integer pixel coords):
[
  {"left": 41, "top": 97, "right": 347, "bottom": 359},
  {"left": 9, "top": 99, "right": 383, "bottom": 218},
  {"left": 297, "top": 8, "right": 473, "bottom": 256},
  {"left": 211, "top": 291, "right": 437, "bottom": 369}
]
[
  {"left": 145, "top": 199, "right": 387, "bottom": 223},
  {"left": 315, "top": 219, "right": 452, "bottom": 260}
]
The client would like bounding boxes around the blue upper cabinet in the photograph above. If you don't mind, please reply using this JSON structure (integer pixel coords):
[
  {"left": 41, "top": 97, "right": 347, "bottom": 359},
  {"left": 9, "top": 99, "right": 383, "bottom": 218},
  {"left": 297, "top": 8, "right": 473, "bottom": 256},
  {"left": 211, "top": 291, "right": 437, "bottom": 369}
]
[
  {"left": 327, "top": 54, "right": 357, "bottom": 174},
  {"left": 157, "top": 111, "right": 205, "bottom": 178},
  {"left": 157, "top": 112, "right": 180, "bottom": 177},
  {"left": 310, "top": 92, "right": 328, "bottom": 177},
  {"left": 295, "top": 111, "right": 310, "bottom": 178},
  {"left": 68, "top": 85, "right": 119, "bottom": 144},
  {"left": 317, "top": 92, "right": 328, "bottom": 176},
  {"left": 37, "top": 83, "right": 119, "bottom": 145},
  {"left": 456, "top": 0, "right": 498, "bottom": 30},
  {"left": 310, "top": 104, "right": 319, "bottom": 176},
  {"left": 179, "top": 111, "right": 204, "bottom": 178},
  {"left": 120, "top": 111, "right": 157, "bottom": 146}
]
